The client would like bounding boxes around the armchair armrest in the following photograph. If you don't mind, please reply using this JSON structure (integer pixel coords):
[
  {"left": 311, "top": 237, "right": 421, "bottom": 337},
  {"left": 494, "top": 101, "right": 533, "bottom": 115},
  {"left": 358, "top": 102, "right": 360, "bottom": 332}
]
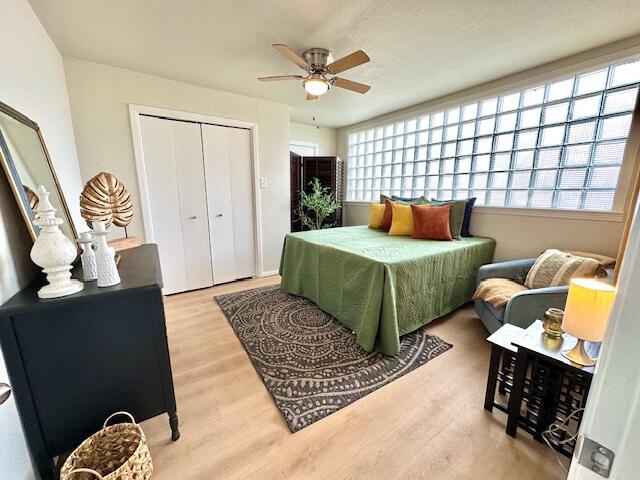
[
  {"left": 503, "top": 286, "right": 568, "bottom": 329},
  {"left": 476, "top": 258, "right": 537, "bottom": 284}
]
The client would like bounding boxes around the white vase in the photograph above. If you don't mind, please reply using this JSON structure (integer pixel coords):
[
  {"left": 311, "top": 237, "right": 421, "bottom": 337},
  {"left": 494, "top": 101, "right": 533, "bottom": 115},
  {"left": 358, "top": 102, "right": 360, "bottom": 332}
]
[
  {"left": 76, "top": 231, "right": 97, "bottom": 281},
  {"left": 30, "top": 185, "right": 84, "bottom": 299},
  {"left": 92, "top": 221, "right": 121, "bottom": 287}
]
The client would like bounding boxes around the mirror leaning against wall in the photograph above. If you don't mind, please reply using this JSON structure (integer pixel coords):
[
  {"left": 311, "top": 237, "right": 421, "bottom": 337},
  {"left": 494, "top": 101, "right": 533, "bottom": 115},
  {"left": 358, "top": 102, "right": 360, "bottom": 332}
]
[{"left": 0, "top": 101, "right": 77, "bottom": 243}]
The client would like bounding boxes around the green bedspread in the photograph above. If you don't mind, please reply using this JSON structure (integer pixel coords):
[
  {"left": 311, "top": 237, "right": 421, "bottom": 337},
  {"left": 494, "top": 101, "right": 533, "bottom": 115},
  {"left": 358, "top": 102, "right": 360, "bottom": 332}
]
[{"left": 279, "top": 225, "right": 496, "bottom": 355}]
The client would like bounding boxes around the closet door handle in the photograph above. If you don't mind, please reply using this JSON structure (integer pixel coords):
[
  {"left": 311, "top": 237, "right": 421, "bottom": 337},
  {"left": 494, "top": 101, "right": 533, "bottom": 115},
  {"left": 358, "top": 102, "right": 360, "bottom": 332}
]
[
  {"left": 0, "top": 383, "right": 11, "bottom": 406},
  {"left": 188, "top": 216, "right": 197, "bottom": 220},
  {"left": 215, "top": 214, "right": 223, "bottom": 218}
]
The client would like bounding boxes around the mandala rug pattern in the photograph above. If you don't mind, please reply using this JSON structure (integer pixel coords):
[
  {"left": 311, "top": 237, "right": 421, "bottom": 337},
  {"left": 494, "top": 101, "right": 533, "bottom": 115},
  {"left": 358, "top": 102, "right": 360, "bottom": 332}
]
[{"left": 215, "top": 285, "right": 452, "bottom": 432}]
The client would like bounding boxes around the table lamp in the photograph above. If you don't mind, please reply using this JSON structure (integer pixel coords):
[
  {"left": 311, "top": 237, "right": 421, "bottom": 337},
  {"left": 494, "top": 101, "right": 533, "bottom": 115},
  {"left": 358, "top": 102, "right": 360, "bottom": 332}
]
[{"left": 561, "top": 278, "right": 616, "bottom": 366}]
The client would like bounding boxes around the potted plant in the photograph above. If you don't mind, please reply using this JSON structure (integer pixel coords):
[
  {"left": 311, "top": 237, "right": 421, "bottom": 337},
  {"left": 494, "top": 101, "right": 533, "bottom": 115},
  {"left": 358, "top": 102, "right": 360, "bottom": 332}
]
[{"left": 297, "top": 177, "right": 340, "bottom": 230}]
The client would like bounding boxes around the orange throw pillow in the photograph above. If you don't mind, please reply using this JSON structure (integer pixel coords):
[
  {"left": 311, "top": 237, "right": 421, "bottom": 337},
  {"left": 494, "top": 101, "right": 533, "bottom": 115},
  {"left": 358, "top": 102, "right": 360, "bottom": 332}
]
[
  {"left": 379, "top": 199, "right": 395, "bottom": 231},
  {"left": 411, "top": 204, "right": 453, "bottom": 240}
]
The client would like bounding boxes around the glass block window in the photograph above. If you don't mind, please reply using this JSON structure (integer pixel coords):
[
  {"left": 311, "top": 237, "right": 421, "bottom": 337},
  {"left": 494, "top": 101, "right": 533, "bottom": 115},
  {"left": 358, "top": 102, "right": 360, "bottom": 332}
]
[{"left": 346, "top": 58, "right": 640, "bottom": 210}]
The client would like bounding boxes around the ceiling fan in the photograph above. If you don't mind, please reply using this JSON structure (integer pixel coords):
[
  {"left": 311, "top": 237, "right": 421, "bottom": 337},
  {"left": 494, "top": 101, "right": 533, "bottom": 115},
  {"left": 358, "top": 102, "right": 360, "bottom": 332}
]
[{"left": 258, "top": 44, "right": 371, "bottom": 100}]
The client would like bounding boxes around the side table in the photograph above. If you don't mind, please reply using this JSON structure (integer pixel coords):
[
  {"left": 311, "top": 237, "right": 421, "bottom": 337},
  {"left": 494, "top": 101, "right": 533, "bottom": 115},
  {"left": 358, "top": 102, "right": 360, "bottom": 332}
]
[
  {"left": 485, "top": 320, "right": 597, "bottom": 458},
  {"left": 484, "top": 324, "right": 523, "bottom": 415}
]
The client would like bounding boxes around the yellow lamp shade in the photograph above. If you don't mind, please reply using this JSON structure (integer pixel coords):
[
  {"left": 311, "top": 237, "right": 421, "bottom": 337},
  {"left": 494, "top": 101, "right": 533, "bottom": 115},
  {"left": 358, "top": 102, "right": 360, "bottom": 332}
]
[{"left": 561, "top": 278, "right": 616, "bottom": 342}]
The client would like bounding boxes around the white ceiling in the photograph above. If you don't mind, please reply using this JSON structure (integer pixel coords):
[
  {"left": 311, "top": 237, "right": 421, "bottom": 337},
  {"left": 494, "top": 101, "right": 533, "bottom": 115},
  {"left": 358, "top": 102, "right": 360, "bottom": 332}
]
[{"left": 29, "top": 0, "right": 640, "bottom": 128}]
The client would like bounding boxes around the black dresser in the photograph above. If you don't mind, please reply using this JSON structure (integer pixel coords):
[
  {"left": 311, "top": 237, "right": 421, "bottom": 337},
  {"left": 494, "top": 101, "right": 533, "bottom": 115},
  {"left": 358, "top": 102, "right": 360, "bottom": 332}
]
[{"left": 0, "top": 244, "right": 179, "bottom": 480}]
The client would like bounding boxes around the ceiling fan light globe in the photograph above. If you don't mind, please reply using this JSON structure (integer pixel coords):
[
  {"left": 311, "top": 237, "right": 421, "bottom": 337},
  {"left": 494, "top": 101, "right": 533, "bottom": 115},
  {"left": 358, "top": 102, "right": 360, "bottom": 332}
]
[{"left": 304, "top": 79, "right": 329, "bottom": 96}]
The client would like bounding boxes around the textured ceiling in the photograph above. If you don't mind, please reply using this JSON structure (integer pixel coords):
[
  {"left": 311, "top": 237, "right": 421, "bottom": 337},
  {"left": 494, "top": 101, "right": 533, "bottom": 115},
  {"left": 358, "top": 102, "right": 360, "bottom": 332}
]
[{"left": 29, "top": 0, "right": 640, "bottom": 128}]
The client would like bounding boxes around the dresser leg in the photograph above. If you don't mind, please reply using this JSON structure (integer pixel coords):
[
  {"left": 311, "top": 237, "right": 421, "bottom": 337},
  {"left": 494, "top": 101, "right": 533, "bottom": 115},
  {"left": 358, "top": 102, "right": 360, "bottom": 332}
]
[{"left": 169, "top": 412, "right": 180, "bottom": 441}]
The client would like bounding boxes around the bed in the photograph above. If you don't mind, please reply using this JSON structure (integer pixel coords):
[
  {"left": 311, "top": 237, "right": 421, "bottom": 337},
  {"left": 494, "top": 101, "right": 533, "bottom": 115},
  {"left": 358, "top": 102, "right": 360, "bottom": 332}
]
[{"left": 279, "top": 225, "right": 496, "bottom": 355}]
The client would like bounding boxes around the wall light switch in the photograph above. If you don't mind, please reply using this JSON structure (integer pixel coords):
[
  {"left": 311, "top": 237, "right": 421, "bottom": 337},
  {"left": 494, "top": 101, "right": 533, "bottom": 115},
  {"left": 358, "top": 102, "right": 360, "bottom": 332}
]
[{"left": 260, "top": 177, "right": 268, "bottom": 188}]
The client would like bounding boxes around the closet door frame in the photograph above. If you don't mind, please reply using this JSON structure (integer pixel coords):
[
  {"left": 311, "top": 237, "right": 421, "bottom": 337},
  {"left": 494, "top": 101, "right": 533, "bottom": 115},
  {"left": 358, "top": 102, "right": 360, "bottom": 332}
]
[{"left": 128, "top": 104, "right": 264, "bottom": 278}]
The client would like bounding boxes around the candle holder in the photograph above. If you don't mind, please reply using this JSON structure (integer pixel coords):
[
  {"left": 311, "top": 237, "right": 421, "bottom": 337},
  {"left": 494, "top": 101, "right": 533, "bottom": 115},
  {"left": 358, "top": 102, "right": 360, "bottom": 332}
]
[
  {"left": 91, "top": 220, "right": 121, "bottom": 287},
  {"left": 76, "top": 232, "right": 97, "bottom": 281},
  {"left": 542, "top": 308, "right": 564, "bottom": 338}
]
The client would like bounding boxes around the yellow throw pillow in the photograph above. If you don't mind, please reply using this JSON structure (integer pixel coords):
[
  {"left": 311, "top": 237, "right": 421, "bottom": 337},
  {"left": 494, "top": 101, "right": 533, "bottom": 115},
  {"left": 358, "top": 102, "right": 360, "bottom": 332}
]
[
  {"left": 368, "top": 202, "right": 386, "bottom": 229},
  {"left": 388, "top": 203, "right": 414, "bottom": 236}
]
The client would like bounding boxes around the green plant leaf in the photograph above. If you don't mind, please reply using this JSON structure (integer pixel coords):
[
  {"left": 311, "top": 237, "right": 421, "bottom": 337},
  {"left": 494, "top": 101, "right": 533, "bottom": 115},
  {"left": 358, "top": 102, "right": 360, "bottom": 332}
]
[{"left": 296, "top": 177, "right": 340, "bottom": 230}]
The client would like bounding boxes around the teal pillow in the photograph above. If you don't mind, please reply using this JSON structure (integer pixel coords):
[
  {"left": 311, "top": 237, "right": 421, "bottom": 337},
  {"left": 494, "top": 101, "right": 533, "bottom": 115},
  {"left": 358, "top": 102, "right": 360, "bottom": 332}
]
[
  {"left": 380, "top": 193, "right": 429, "bottom": 205},
  {"left": 428, "top": 199, "right": 466, "bottom": 238},
  {"left": 433, "top": 197, "right": 476, "bottom": 237}
]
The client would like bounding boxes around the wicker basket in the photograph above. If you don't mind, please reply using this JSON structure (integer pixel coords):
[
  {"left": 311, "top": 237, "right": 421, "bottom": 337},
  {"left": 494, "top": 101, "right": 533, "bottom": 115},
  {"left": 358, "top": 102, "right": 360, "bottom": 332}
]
[{"left": 60, "top": 412, "right": 153, "bottom": 480}]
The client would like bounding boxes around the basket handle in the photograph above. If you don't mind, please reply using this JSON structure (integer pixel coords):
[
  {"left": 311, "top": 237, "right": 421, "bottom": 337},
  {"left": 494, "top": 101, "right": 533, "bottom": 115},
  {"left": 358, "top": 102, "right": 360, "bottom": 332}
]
[
  {"left": 103, "top": 411, "right": 136, "bottom": 429},
  {"left": 65, "top": 468, "right": 104, "bottom": 479}
]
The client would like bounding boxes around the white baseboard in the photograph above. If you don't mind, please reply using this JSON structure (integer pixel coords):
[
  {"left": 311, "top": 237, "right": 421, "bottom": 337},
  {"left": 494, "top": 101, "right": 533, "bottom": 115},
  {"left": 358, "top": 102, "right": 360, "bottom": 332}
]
[{"left": 260, "top": 270, "right": 279, "bottom": 277}]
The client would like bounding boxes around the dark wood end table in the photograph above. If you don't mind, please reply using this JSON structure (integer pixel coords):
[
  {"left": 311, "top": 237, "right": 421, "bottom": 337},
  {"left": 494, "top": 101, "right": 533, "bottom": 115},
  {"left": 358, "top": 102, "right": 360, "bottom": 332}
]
[
  {"left": 484, "top": 324, "right": 522, "bottom": 415},
  {"left": 485, "top": 320, "right": 597, "bottom": 458}
]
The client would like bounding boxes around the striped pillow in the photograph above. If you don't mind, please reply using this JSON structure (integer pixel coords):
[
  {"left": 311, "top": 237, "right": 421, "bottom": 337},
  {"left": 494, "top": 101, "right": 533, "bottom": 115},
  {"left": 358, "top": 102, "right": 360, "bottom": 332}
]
[{"left": 524, "top": 249, "right": 601, "bottom": 289}]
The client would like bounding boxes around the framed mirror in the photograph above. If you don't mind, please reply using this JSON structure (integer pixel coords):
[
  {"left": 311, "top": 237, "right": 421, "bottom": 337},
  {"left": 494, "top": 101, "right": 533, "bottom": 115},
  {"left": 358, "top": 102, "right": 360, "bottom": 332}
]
[{"left": 0, "top": 101, "right": 77, "bottom": 242}]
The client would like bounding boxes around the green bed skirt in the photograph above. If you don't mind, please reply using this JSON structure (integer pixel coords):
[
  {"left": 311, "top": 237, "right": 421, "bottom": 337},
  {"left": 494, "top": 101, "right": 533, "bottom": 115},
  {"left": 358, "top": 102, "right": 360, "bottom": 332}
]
[{"left": 279, "top": 226, "right": 496, "bottom": 355}]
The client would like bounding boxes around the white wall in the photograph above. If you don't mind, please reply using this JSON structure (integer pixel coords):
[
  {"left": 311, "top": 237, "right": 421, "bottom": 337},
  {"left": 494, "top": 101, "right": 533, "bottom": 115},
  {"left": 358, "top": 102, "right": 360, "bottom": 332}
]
[
  {"left": 290, "top": 122, "right": 337, "bottom": 156},
  {"left": 1, "top": 3, "right": 83, "bottom": 231},
  {"left": 64, "top": 57, "right": 291, "bottom": 274},
  {"left": 0, "top": 1, "right": 84, "bottom": 478}
]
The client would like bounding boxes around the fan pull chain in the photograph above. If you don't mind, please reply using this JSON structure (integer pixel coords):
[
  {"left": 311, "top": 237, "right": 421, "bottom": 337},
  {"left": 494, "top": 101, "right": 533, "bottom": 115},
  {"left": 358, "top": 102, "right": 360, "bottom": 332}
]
[{"left": 313, "top": 96, "right": 320, "bottom": 130}]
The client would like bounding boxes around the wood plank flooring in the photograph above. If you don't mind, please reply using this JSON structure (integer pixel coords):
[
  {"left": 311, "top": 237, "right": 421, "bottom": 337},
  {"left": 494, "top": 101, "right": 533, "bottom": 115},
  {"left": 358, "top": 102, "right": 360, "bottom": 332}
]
[{"left": 141, "top": 277, "right": 566, "bottom": 479}]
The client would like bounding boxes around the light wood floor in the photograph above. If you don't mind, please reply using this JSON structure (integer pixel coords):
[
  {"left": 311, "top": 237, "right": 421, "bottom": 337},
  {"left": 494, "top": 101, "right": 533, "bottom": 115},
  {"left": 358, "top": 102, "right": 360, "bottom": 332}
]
[{"left": 140, "top": 276, "right": 566, "bottom": 480}]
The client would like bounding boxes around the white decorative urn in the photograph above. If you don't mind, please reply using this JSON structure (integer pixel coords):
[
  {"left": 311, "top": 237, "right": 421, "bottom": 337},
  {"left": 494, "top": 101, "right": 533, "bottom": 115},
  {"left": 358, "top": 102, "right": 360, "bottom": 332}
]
[
  {"left": 92, "top": 220, "right": 121, "bottom": 287},
  {"left": 76, "top": 231, "right": 97, "bottom": 281},
  {"left": 30, "top": 185, "right": 84, "bottom": 298}
]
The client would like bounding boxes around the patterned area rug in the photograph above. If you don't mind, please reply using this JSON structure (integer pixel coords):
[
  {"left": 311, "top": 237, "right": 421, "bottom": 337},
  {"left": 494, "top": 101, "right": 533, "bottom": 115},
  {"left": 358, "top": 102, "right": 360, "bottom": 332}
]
[{"left": 215, "top": 285, "right": 452, "bottom": 432}]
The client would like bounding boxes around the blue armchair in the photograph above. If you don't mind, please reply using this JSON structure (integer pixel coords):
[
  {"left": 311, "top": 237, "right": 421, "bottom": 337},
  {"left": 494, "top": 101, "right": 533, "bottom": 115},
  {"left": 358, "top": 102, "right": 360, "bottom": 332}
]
[{"left": 474, "top": 258, "right": 613, "bottom": 334}]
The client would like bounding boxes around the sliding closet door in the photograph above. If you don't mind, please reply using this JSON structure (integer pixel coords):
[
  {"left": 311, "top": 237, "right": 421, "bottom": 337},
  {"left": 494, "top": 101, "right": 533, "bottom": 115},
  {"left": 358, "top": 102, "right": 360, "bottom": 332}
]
[
  {"left": 172, "top": 122, "right": 215, "bottom": 290},
  {"left": 139, "top": 116, "right": 213, "bottom": 294},
  {"left": 227, "top": 128, "right": 256, "bottom": 279},
  {"left": 201, "top": 124, "right": 256, "bottom": 284}
]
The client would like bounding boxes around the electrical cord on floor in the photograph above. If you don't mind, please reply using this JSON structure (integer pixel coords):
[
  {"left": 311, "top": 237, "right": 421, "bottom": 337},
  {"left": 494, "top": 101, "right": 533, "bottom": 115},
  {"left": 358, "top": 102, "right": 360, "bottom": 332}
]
[{"left": 541, "top": 407, "right": 585, "bottom": 473}]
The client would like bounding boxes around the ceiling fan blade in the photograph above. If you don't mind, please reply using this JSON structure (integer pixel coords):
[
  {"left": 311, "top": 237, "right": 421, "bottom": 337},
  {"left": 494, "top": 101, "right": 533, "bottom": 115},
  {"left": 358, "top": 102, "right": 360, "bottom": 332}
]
[
  {"left": 272, "top": 44, "right": 310, "bottom": 70},
  {"left": 333, "top": 77, "right": 371, "bottom": 94},
  {"left": 327, "top": 50, "right": 370, "bottom": 74},
  {"left": 306, "top": 93, "right": 318, "bottom": 100},
  {"left": 258, "top": 75, "right": 305, "bottom": 82}
]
